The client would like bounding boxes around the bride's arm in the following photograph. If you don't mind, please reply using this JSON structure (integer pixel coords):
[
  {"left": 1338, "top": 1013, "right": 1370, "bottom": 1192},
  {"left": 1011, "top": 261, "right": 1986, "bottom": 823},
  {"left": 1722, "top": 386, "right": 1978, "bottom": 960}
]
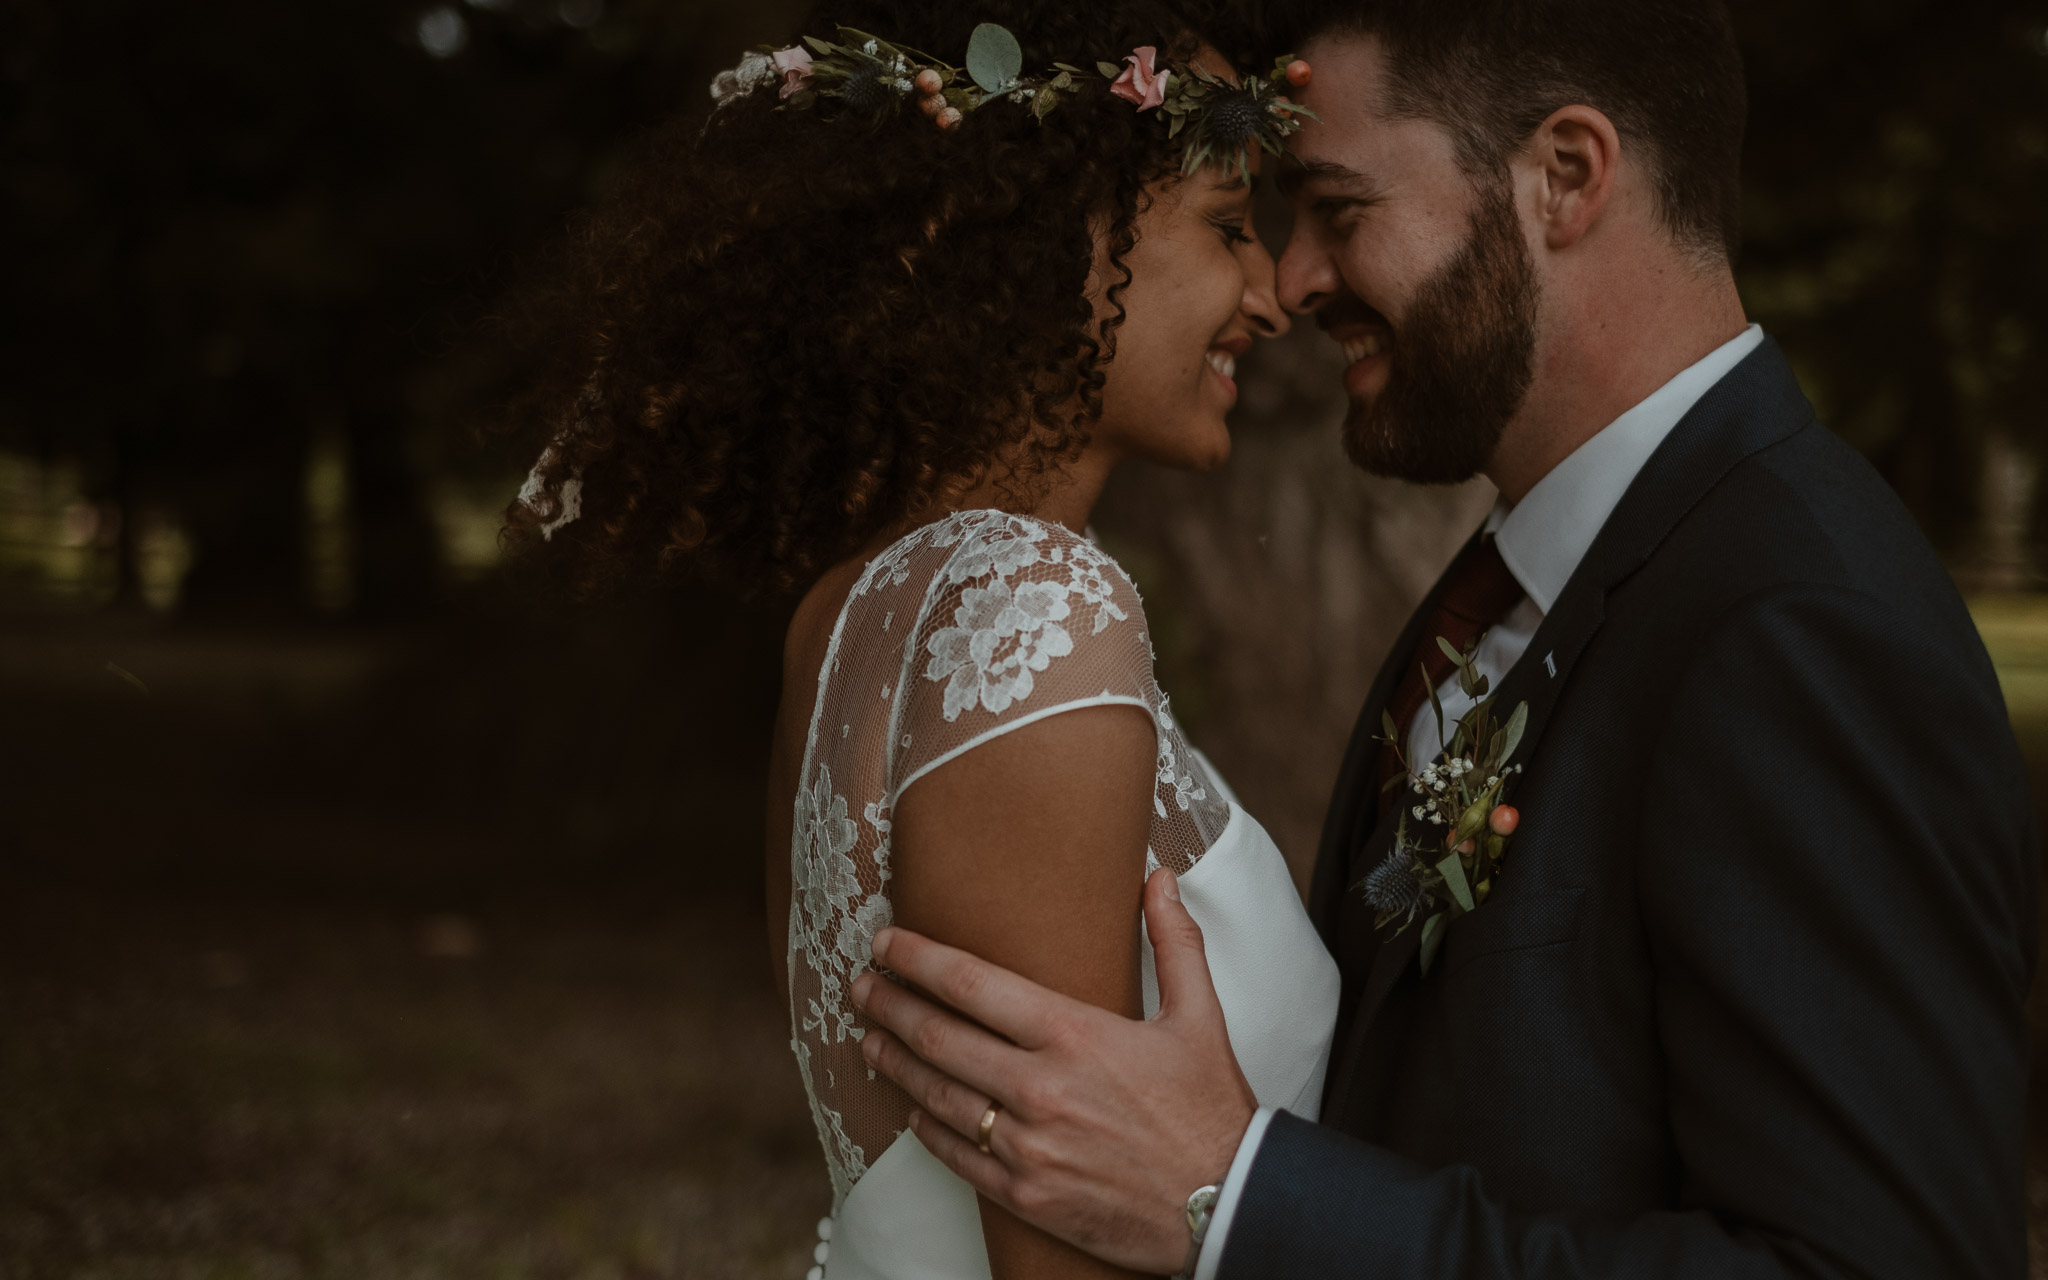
[{"left": 892, "top": 702, "right": 1159, "bottom": 1280}]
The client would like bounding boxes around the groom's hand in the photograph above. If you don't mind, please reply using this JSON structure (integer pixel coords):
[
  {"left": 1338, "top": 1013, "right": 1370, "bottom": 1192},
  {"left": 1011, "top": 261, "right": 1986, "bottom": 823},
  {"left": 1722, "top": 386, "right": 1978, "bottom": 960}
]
[{"left": 852, "top": 869, "right": 1256, "bottom": 1276}]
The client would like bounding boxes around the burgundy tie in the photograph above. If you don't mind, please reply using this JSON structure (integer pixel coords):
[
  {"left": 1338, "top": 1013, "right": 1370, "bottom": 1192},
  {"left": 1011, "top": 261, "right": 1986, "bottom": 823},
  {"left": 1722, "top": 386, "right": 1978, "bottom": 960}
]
[{"left": 1375, "top": 537, "right": 1526, "bottom": 794}]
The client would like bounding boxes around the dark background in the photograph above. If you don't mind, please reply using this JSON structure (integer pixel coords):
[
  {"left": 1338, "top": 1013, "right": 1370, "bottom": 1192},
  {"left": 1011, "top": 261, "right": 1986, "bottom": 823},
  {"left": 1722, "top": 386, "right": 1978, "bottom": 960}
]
[{"left": 3, "top": 1, "right": 2046, "bottom": 1276}]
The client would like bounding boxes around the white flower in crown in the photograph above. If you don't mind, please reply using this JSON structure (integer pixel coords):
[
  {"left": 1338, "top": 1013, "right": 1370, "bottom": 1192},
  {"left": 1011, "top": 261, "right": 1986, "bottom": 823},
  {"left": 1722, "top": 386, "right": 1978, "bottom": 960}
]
[
  {"left": 517, "top": 446, "right": 582, "bottom": 541},
  {"left": 709, "top": 50, "right": 776, "bottom": 104}
]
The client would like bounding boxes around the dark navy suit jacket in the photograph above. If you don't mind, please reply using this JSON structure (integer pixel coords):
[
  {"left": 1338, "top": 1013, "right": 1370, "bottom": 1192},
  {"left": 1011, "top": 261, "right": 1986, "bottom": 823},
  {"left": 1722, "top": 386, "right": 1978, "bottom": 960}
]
[{"left": 1218, "top": 340, "right": 2039, "bottom": 1279}]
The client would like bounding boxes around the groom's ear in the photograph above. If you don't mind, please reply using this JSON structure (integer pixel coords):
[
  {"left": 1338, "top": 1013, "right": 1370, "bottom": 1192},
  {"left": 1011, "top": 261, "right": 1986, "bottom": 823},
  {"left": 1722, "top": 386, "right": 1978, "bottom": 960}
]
[{"left": 1528, "top": 105, "right": 1621, "bottom": 253}]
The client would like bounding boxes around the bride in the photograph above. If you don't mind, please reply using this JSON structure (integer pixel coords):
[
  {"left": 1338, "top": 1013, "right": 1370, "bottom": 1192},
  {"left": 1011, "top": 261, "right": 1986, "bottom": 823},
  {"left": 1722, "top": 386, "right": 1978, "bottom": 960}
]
[{"left": 507, "top": 3, "right": 1340, "bottom": 1276}]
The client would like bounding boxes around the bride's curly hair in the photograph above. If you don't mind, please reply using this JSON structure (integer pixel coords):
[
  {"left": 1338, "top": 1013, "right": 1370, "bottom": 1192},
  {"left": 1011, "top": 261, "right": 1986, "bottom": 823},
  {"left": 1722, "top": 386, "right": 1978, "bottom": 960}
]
[{"left": 503, "top": 0, "right": 1253, "bottom": 595}]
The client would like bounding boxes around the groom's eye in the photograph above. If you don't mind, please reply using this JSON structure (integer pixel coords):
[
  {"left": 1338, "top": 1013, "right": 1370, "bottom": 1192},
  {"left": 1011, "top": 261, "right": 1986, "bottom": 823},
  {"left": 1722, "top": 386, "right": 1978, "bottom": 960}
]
[{"left": 1309, "top": 197, "right": 1374, "bottom": 236}]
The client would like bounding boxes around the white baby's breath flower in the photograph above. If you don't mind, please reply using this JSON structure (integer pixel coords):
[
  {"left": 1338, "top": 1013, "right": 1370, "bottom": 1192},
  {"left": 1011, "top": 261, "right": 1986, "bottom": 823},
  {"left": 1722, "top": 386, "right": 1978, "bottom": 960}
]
[
  {"left": 1412, "top": 806, "right": 1426, "bottom": 820},
  {"left": 862, "top": 39, "right": 879, "bottom": 55}
]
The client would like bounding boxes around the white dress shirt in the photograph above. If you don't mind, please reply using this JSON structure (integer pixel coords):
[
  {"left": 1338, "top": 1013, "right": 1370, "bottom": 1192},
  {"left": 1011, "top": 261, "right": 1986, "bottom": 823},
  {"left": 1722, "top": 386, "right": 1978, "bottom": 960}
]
[{"left": 1190, "top": 323, "right": 1764, "bottom": 1280}]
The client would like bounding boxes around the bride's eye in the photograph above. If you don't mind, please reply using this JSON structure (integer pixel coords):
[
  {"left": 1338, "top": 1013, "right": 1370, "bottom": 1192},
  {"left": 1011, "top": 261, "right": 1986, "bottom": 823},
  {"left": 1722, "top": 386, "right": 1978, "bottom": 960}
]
[{"left": 1212, "top": 219, "right": 1255, "bottom": 247}]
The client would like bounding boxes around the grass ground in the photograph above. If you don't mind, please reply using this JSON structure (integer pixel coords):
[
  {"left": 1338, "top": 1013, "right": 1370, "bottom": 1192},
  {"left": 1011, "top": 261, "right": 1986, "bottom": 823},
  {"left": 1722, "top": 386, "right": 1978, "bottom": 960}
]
[
  {"left": 0, "top": 895, "right": 822, "bottom": 1280},
  {"left": 3, "top": 596, "right": 2046, "bottom": 1278}
]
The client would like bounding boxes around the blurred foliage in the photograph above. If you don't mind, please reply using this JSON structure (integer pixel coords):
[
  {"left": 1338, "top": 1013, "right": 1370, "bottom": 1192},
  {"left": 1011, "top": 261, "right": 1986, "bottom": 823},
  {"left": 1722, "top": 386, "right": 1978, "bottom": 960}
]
[
  {"left": 0, "top": 0, "right": 2044, "bottom": 616},
  {"left": 0, "top": 0, "right": 806, "bottom": 616},
  {"left": 1731, "top": 0, "right": 2048, "bottom": 555}
]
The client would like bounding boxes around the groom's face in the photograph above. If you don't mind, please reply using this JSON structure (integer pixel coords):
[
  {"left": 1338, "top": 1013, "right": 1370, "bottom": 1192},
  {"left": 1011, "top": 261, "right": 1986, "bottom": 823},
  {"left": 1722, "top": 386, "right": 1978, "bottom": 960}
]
[{"left": 1276, "top": 36, "right": 1540, "bottom": 485}]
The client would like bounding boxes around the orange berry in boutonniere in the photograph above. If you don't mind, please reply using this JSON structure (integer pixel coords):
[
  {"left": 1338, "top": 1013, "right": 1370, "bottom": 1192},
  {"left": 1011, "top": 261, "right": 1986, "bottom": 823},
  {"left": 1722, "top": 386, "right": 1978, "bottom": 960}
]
[{"left": 1489, "top": 805, "right": 1520, "bottom": 836}]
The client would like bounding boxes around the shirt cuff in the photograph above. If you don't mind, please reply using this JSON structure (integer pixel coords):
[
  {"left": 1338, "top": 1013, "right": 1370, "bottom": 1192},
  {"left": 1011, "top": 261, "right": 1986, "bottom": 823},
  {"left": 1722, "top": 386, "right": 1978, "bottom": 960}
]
[{"left": 1190, "top": 1107, "right": 1275, "bottom": 1280}]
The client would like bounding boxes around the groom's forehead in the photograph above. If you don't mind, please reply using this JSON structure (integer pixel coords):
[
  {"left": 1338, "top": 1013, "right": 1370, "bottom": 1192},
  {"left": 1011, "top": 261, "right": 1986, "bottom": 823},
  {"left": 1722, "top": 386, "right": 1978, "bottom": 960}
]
[
  {"left": 1298, "top": 30, "right": 1396, "bottom": 112},
  {"left": 1284, "top": 33, "right": 1463, "bottom": 188},
  {"left": 1288, "top": 35, "right": 1401, "bottom": 157}
]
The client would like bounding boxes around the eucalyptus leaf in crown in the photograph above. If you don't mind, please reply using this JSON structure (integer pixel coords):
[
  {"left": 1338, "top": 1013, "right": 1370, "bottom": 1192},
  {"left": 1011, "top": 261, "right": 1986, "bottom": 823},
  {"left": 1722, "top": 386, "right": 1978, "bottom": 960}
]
[
  {"left": 1359, "top": 633, "right": 1532, "bottom": 976},
  {"left": 709, "top": 23, "right": 1317, "bottom": 183}
]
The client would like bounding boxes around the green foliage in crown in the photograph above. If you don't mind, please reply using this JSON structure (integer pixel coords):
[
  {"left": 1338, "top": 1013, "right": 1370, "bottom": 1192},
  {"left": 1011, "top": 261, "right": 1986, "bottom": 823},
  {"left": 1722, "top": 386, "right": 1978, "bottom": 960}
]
[{"left": 724, "top": 24, "right": 1316, "bottom": 184}]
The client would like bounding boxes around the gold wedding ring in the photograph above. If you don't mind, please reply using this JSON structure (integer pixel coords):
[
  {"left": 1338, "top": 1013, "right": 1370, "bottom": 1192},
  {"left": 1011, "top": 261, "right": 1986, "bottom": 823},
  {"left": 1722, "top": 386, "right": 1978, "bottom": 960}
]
[{"left": 976, "top": 1103, "right": 1001, "bottom": 1156}]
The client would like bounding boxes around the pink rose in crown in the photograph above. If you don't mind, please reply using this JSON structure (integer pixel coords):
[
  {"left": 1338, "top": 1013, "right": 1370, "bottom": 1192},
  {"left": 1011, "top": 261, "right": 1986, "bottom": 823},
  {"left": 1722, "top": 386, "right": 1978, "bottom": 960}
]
[
  {"left": 772, "top": 46, "right": 815, "bottom": 99},
  {"left": 1109, "top": 46, "right": 1168, "bottom": 111}
]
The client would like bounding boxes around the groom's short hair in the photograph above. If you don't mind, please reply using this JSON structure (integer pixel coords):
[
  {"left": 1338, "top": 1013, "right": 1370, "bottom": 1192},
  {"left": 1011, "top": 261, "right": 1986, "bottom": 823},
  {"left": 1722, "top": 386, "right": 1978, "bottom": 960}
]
[{"left": 1270, "top": 0, "right": 1747, "bottom": 263}]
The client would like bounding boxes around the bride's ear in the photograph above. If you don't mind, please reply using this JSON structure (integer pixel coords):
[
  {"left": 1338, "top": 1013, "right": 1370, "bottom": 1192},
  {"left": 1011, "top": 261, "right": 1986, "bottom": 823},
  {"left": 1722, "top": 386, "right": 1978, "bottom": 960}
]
[{"left": 1528, "top": 104, "right": 1621, "bottom": 252}]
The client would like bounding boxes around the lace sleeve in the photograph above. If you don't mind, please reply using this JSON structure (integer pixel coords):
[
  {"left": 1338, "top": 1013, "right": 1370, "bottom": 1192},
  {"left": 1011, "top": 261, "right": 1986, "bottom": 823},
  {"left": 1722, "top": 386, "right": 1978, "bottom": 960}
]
[{"left": 885, "top": 513, "right": 1159, "bottom": 804}]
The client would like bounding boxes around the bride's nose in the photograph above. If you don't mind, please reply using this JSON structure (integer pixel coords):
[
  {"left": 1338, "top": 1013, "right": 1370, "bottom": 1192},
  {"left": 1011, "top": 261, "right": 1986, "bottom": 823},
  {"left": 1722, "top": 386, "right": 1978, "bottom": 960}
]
[{"left": 1242, "top": 244, "right": 1292, "bottom": 339}]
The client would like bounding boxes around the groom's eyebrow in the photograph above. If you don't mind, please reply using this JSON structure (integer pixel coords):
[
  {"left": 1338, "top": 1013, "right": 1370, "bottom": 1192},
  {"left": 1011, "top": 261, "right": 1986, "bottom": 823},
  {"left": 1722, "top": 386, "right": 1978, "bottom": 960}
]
[{"left": 1277, "top": 158, "right": 1381, "bottom": 198}]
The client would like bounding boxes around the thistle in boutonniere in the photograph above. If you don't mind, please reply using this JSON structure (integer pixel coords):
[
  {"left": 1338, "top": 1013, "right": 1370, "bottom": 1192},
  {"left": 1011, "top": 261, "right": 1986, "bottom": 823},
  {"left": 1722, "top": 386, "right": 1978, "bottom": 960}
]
[{"left": 1358, "top": 635, "right": 1530, "bottom": 976}]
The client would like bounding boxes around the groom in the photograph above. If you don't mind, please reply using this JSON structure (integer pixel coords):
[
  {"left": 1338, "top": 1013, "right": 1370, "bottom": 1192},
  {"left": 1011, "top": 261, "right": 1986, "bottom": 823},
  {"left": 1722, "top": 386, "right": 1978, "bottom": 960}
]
[{"left": 851, "top": 1, "right": 2040, "bottom": 1276}]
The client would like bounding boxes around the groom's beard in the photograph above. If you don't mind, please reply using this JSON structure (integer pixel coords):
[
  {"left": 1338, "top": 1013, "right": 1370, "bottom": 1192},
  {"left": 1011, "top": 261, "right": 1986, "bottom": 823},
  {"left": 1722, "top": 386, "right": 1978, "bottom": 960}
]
[{"left": 1340, "top": 182, "right": 1540, "bottom": 485}]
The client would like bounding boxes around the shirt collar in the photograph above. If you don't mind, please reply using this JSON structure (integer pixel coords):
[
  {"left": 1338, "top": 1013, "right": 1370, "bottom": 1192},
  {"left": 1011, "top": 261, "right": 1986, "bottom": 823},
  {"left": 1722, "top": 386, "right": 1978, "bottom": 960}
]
[{"left": 1492, "top": 324, "right": 1765, "bottom": 615}]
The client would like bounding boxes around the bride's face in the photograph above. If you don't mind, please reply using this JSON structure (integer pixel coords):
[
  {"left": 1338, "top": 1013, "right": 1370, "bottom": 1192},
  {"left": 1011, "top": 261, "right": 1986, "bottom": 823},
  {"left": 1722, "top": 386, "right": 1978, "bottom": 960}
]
[{"left": 1089, "top": 153, "right": 1290, "bottom": 473}]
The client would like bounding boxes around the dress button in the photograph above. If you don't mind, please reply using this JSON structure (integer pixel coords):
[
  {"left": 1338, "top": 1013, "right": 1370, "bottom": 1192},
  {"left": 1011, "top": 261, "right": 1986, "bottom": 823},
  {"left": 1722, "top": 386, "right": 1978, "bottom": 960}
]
[
  {"left": 816, "top": 1217, "right": 834, "bottom": 1241},
  {"left": 814, "top": 1241, "right": 830, "bottom": 1264},
  {"left": 806, "top": 1268, "right": 824, "bottom": 1280}
]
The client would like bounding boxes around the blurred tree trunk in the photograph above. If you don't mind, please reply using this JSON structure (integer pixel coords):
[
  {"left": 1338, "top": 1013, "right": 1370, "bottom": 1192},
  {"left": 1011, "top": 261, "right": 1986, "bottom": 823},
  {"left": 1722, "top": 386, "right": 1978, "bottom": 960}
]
[
  {"left": 341, "top": 319, "right": 443, "bottom": 622},
  {"left": 110, "top": 417, "right": 146, "bottom": 609},
  {"left": 1096, "top": 326, "right": 1492, "bottom": 890},
  {"left": 176, "top": 374, "right": 311, "bottom": 616},
  {"left": 1960, "top": 429, "right": 2041, "bottom": 592}
]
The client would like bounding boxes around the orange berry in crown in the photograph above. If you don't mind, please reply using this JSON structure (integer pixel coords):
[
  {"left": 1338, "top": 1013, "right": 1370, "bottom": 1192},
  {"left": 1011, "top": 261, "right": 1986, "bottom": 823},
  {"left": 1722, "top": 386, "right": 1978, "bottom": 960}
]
[
  {"left": 1286, "top": 59, "right": 1312, "bottom": 87},
  {"left": 914, "top": 69, "right": 943, "bottom": 96}
]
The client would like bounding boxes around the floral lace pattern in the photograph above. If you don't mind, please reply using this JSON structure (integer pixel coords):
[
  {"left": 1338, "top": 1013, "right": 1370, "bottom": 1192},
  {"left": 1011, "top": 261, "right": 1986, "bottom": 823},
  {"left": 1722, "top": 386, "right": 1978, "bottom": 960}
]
[
  {"left": 785, "top": 510, "right": 1229, "bottom": 1215},
  {"left": 925, "top": 577, "right": 1077, "bottom": 719}
]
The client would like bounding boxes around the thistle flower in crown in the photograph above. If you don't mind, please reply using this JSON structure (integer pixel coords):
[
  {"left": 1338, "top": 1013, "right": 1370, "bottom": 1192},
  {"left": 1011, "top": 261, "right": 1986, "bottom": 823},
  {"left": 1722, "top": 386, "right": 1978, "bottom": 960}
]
[{"left": 1357, "top": 633, "right": 1532, "bottom": 976}]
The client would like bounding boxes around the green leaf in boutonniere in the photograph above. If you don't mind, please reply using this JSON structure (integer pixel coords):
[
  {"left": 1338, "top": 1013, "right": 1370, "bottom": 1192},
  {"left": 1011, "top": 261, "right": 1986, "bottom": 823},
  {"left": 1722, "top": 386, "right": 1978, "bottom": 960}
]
[
  {"left": 1420, "top": 912, "right": 1448, "bottom": 975},
  {"left": 1355, "top": 630, "right": 1532, "bottom": 971},
  {"left": 1435, "top": 852, "right": 1476, "bottom": 913},
  {"left": 1496, "top": 701, "right": 1528, "bottom": 770}
]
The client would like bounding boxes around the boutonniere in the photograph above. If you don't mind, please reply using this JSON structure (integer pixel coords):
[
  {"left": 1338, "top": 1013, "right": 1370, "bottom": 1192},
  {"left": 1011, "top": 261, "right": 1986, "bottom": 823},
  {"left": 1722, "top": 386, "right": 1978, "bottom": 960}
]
[{"left": 1358, "top": 636, "right": 1529, "bottom": 975}]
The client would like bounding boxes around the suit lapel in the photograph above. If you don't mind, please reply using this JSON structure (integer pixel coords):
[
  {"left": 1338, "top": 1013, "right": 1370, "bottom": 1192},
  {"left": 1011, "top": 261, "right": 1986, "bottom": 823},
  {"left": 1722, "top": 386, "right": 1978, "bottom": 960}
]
[{"left": 1322, "top": 337, "right": 1819, "bottom": 1104}]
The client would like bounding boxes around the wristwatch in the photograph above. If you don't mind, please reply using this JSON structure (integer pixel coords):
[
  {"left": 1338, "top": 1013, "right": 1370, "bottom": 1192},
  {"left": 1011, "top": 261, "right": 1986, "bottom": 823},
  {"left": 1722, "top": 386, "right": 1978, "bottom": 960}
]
[{"left": 1176, "top": 1183, "right": 1220, "bottom": 1280}]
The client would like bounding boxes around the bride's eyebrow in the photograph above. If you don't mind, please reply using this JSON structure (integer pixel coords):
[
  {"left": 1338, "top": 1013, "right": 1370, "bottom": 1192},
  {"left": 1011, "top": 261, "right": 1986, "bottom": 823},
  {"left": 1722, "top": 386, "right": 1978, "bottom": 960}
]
[{"left": 1207, "top": 171, "right": 1262, "bottom": 199}]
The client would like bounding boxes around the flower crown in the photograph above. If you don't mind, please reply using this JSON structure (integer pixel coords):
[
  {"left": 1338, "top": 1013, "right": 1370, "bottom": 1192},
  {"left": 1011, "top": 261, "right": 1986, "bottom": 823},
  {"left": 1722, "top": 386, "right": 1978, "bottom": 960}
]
[{"left": 710, "top": 23, "right": 1316, "bottom": 183}]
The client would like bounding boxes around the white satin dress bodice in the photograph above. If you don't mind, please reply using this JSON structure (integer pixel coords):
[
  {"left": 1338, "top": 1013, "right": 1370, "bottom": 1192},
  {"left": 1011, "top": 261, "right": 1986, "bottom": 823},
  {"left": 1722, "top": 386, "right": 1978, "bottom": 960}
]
[{"left": 783, "top": 511, "right": 1340, "bottom": 1280}]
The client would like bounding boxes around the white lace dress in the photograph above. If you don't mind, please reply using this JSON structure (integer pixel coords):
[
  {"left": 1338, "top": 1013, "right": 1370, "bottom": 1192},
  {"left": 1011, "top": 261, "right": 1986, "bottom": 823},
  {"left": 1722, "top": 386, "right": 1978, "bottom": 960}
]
[{"left": 785, "top": 510, "right": 1340, "bottom": 1280}]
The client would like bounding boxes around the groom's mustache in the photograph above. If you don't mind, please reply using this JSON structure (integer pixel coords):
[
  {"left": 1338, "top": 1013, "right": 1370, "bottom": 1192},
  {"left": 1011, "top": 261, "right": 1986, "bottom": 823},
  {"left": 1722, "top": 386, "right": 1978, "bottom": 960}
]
[{"left": 1316, "top": 293, "right": 1391, "bottom": 335}]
